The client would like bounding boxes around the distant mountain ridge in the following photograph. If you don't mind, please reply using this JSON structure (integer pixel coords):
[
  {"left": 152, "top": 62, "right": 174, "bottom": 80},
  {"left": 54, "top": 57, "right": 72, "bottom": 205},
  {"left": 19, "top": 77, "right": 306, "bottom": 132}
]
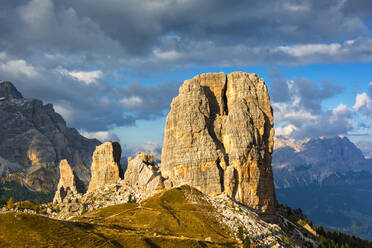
[
  {"left": 273, "top": 135, "right": 372, "bottom": 240},
  {"left": 0, "top": 81, "right": 101, "bottom": 192},
  {"left": 273, "top": 135, "right": 372, "bottom": 188}
]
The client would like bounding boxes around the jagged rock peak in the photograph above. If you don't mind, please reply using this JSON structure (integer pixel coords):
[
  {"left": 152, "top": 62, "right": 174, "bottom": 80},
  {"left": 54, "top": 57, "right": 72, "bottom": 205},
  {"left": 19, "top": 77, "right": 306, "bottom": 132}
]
[
  {"left": 0, "top": 81, "right": 100, "bottom": 192},
  {"left": 123, "top": 152, "right": 164, "bottom": 198},
  {"left": 53, "top": 159, "right": 86, "bottom": 204},
  {"left": 0, "top": 81, "right": 23, "bottom": 99},
  {"left": 87, "top": 141, "right": 123, "bottom": 192},
  {"left": 161, "top": 72, "right": 276, "bottom": 213}
]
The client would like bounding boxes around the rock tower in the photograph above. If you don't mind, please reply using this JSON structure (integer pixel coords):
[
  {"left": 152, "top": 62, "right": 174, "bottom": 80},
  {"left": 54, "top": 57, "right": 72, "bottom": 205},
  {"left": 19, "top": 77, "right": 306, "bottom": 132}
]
[
  {"left": 87, "top": 142, "right": 123, "bottom": 192},
  {"left": 161, "top": 72, "right": 276, "bottom": 213},
  {"left": 53, "top": 159, "right": 86, "bottom": 204}
]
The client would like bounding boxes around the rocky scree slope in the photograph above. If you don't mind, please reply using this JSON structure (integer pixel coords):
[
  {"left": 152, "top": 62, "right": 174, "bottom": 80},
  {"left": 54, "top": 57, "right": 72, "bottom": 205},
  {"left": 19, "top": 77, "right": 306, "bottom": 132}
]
[{"left": 0, "top": 81, "right": 100, "bottom": 192}]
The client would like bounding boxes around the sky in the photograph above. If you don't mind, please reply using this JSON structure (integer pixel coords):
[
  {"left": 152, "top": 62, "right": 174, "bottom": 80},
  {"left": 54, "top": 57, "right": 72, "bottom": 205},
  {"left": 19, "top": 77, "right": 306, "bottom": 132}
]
[{"left": 0, "top": 0, "right": 371, "bottom": 155}]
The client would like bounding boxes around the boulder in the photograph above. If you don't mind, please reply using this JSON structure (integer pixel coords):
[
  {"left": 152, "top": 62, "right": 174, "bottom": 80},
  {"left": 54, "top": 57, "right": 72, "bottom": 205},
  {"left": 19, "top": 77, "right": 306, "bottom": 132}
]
[
  {"left": 161, "top": 72, "right": 276, "bottom": 213},
  {"left": 87, "top": 142, "right": 123, "bottom": 192},
  {"left": 123, "top": 152, "right": 164, "bottom": 198}
]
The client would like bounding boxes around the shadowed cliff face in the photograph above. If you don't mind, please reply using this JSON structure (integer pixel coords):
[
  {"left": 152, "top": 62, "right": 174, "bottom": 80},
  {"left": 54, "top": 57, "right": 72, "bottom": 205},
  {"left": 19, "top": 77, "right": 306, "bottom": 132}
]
[
  {"left": 0, "top": 81, "right": 101, "bottom": 192},
  {"left": 161, "top": 72, "right": 276, "bottom": 213}
]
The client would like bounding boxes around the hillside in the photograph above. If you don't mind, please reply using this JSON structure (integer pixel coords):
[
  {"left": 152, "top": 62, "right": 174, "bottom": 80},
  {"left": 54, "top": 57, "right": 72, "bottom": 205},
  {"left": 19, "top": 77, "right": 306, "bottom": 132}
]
[{"left": 0, "top": 185, "right": 318, "bottom": 248}]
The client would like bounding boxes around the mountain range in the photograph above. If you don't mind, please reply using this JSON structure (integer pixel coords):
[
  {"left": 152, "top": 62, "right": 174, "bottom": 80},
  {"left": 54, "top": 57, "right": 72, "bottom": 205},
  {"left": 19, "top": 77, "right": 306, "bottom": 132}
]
[
  {"left": 273, "top": 135, "right": 372, "bottom": 240},
  {"left": 1, "top": 76, "right": 372, "bottom": 246},
  {"left": 0, "top": 81, "right": 100, "bottom": 194}
]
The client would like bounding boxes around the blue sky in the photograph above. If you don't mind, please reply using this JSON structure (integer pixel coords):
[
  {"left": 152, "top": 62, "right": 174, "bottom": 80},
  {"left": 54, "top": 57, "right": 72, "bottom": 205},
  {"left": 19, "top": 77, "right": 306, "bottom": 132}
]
[
  {"left": 114, "top": 63, "right": 372, "bottom": 147},
  {"left": 0, "top": 0, "right": 371, "bottom": 154}
]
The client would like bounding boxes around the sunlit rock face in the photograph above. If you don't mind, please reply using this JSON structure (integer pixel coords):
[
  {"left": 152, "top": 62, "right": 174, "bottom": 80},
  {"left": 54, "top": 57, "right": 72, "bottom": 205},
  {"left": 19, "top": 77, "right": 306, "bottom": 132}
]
[
  {"left": 161, "top": 72, "right": 276, "bottom": 213},
  {"left": 0, "top": 81, "right": 100, "bottom": 192},
  {"left": 123, "top": 152, "right": 164, "bottom": 198},
  {"left": 53, "top": 159, "right": 86, "bottom": 204},
  {"left": 87, "top": 142, "right": 123, "bottom": 192}
]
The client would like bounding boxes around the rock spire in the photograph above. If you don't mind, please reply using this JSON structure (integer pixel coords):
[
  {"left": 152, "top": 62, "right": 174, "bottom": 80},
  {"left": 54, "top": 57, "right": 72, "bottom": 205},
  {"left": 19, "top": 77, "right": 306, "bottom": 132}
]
[
  {"left": 53, "top": 159, "right": 86, "bottom": 204},
  {"left": 87, "top": 141, "right": 123, "bottom": 192}
]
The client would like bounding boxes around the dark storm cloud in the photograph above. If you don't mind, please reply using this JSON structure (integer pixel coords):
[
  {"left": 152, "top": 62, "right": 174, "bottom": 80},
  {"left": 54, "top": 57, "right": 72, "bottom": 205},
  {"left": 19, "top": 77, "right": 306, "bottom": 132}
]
[
  {"left": 0, "top": 57, "right": 179, "bottom": 131},
  {"left": 0, "top": 0, "right": 371, "bottom": 134},
  {"left": 0, "top": 0, "right": 371, "bottom": 64},
  {"left": 293, "top": 78, "right": 343, "bottom": 114},
  {"left": 341, "top": 0, "right": 372, "bottom": 20}
]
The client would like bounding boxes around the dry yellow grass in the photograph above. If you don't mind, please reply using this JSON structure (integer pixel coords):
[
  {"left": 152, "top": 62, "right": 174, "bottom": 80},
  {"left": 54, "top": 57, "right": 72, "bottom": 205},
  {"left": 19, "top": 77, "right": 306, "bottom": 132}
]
[{"left": 0, "top": 186, "right": 239, "bottom": 248}]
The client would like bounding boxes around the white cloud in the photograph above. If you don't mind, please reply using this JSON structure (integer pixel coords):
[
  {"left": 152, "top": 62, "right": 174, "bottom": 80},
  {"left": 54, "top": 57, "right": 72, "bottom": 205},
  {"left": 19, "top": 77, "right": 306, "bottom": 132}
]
[
  {"left": 0, "top": 59, "right": 38, "bottom": 79},
  {"left": 332, "top": 104, "right": 350, "bottom": 115},
  {"left": 278, "top": 43, "right": 342, "bottom": 57},
  {"left": 353, "top": 92, "right": 371, "bottom": 113},
  {"left": 329, "top": 104, "right": 352, "bottom": 123},
  {"left": 153, "top": 49, "right": 182, "bottom": 61},
  {"left": 80, "top": 130, "right": 119, "bottom": 142},
  {"left": 53, "top": 104, "right": 74, "bottom": 123},
  {"left": 272, "top": 102, "right": 317, "bottom": 123},
  {"left": 120, "top": 96, "right": 143, "bottom": 109},
  {"left": 275, "top": 37, "right": 372, "bottom": 64},
  {"left": 275, "top": 124, "right": 298, "bottom": 136},
  {"left": 0, "top": 52, "right": 7, "bottom": 60},
  {"left": 272, "top": 78, "right": 353, "bottom": 140},
  {"left": 282, "top": 2, "right": 310, "bottom": 12},
  {"left": 68, "top": 70, "right": 103, "bottom": 84}
]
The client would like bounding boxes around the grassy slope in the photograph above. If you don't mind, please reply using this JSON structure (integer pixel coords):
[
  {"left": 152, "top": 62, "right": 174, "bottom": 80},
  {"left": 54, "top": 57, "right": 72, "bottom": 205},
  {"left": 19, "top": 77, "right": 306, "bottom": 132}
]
[{"left": 0, "top": 186, "right": 238, "bottom": 248}]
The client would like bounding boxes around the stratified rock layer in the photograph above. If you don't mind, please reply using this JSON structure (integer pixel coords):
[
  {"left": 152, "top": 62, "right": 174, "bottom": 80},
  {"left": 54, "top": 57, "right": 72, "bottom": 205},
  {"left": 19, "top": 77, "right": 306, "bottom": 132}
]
[
  {"left": 161, "top": 72, "right": 276, "bottom": 213},
  {"left": 87, "top": 142, "right": 123, "bottom": 192},
  {"left": 53, "top": 159, "right": 85, "bottom": 204},
  {"left": 123, "top": 152, "right": 164, "bottom": 198}
]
